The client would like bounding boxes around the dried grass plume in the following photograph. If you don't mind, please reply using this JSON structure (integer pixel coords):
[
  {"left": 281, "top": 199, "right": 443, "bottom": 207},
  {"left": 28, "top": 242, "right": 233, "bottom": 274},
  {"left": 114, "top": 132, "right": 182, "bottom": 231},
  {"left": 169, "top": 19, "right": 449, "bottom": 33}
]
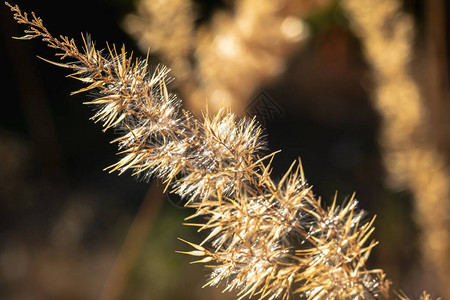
[{"left": 6, "top": 2, "right": 437, "bottom": 299}]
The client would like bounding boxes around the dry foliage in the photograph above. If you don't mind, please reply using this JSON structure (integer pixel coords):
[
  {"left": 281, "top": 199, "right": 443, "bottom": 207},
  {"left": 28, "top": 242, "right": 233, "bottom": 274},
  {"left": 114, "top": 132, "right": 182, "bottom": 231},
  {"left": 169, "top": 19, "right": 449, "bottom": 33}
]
[
  {"left": 6, "top": 2, "right": 436, "bottom": 299},
  {"left": 342, "top": 1, "right": 450, "bottom": 297},
  {"left": 123, "top": 0, "right": 315, "bottom": 114}
]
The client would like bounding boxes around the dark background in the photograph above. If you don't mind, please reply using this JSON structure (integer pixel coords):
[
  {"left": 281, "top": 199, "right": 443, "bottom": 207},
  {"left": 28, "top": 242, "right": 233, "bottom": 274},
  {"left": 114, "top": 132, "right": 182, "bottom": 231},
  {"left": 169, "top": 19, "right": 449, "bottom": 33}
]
[{"left": 0, "top": 0, "right": 449, "bottom": 299}]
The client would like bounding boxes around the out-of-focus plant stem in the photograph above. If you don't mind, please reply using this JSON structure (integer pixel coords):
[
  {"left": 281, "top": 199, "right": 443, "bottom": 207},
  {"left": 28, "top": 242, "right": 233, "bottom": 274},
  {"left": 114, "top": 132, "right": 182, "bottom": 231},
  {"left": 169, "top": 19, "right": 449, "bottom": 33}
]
[{"left": 99, "top": 180, "right": 165, "bottom": 300}]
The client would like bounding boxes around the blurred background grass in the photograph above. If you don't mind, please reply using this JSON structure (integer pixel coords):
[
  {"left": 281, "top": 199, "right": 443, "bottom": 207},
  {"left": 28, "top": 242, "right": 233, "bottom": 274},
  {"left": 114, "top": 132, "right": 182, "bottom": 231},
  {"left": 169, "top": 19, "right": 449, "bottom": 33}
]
[{"left": 0, "top": 0, "right": 448, "bottom": 299}]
